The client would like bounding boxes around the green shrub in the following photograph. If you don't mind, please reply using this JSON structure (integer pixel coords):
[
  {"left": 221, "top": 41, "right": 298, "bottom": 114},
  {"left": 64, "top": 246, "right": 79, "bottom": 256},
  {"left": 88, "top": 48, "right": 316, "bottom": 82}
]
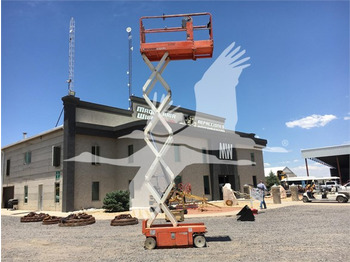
[
  {"left": 102, "top": 190, "right": 130, "bottom": 212},
  {"left": 266, "top": 171, "right": 280, "bottom": 190}
]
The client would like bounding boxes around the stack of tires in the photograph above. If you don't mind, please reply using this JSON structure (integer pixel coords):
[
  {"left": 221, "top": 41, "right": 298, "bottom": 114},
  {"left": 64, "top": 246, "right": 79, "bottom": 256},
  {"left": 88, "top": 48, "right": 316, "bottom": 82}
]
[
  {"left": 110, "top": 214, "right": 138, "bottom": 226},
  {"left": 59, "top": 213, "right": 95, "bottom": 227}
]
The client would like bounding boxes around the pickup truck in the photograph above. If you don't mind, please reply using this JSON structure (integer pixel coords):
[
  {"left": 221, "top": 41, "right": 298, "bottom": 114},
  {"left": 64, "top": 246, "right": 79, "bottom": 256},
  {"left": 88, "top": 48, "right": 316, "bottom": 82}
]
[
  {"left": 339, "top": 182, "right": 350, "bottom": 192},
  {"left": 320, "top": 181, "right": 340, "bottom": 191}
]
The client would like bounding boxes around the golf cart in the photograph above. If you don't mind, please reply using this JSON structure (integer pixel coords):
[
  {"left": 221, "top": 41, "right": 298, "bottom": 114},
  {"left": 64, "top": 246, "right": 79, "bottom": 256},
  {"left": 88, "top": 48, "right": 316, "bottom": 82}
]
[{"left": 302, "top": 190, "right": 349, "bottom": 203}]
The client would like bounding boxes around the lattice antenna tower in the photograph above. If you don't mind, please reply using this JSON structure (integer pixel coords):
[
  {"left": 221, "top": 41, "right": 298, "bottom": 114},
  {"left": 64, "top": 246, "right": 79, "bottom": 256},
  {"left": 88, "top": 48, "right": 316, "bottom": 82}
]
[
  {"left": 67, "top": 17, "right": 76, "bottom": 96},
  {"left": 126, "top": 27, "right": 133, "bottom": 110}
]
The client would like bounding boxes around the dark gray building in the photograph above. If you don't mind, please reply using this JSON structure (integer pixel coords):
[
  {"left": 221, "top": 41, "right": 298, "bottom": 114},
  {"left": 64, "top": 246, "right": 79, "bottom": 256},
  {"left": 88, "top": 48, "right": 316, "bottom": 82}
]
[{"left": 2, "top": 96, "right": 267, "bottom": 212}]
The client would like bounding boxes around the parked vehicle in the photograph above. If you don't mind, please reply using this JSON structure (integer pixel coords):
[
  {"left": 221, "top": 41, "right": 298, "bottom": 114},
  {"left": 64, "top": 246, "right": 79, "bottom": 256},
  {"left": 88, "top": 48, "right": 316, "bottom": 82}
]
[
  {"left": 281, "top": 176, "right": 340, "bottom": 191},
  {"left": 339, "top": 182, "right": 350, "bottom": 192},
  {"left": 320, "top": 181, "right": 340, "bottom": 191},
  {"left": 302, "top": 191, "right": 348, "bottom": 203}
]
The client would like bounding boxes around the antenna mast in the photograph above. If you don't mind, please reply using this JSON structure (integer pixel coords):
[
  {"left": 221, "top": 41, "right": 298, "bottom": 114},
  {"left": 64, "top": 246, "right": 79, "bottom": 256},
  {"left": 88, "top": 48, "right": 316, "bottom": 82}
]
[
  {"left": 67, "top": 17, "right": 76, "bottom": 96},
  {"left": 126, "top": 27, "right": 133, "bottom": 110}
]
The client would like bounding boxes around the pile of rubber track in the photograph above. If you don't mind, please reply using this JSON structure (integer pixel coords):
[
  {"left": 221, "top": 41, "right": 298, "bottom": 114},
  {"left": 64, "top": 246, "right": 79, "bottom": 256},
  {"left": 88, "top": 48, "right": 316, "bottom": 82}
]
[
  {"left": 110, "top": 214, "right": 138, "bottom": 226},
  {"left": 20, "top": 212, "right": 49, "bottom": 223},
  {"left": 59, "top": 212, "right": 96, "bottom": 227},
  {"left": 42, "top": 215, "right": 63, "bottom": 225}
]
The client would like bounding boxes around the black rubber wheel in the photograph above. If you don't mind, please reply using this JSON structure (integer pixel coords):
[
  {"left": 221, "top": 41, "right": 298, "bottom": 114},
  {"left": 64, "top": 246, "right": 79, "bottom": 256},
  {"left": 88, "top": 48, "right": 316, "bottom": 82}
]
[
  {"left": 144, "top": 237, "right": 156, "bottom": 250},
  {"left": 302, "top": 196, "right": 309, "bottom": 203},
  {"left": 337, "top": 196, "right": 347, "bottom": 203},
  {"left": 193, "top": 235, "right": 206, "bottom": 248}
]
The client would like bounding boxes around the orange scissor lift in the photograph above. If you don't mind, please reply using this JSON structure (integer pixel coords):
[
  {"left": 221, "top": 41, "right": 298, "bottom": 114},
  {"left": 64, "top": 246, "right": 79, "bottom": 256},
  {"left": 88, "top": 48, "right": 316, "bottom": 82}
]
[{"left": 139, "top": 13, "right": 213, "bottom": 249}]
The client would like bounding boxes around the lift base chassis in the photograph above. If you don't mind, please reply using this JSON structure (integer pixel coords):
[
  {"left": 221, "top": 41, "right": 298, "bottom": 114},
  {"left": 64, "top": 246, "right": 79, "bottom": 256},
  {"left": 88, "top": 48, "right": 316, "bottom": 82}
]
[{"left": 142, "top": 220, "right": 207, "bottom": 249}]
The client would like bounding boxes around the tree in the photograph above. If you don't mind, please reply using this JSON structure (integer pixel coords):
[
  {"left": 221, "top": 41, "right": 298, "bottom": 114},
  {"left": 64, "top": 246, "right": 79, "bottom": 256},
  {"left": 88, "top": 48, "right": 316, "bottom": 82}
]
[
  {"left": 265, "top": 171, "right": 280, "bottom": 190},
  {"left": 103, "top": 190, "right": 130, "bottom": 212}
]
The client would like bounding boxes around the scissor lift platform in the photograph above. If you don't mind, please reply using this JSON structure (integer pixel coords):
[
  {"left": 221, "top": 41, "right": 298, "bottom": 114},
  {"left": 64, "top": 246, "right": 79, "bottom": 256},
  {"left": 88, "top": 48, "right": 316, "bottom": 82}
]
[
  {"left": 139, "top": 12, "right": 213, "bottom": 249},
  {"left": 142, "top": 220, "right": 207, "bottom": 249},
  {"left": 140, "top": 13, "right": 213, "bottom": 61}
]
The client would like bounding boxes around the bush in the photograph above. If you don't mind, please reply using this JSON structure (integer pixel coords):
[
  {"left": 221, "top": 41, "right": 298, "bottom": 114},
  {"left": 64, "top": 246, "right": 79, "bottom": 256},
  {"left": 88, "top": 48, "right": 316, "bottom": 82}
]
[
  {"left": 102, "top": 190, "right": 130, "bottom": 212},
  {"left": 265, "top": 171, "right": 280, "bottom": 190}
]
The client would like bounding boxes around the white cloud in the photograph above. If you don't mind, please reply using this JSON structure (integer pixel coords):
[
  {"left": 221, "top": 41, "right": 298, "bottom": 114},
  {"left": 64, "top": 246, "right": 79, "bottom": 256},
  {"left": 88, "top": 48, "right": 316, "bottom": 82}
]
[
  {"left": 344, "top": 116, "right": 350, "bottom": 120},
  {"left": 286, "top": 114, "right": 337, "bottom": 129},
  {"left": 264, "top": 147, "right": 289, "bottom": 153},
  {"left": 264, "top": 163, "right": 271, "bottom": 167}
]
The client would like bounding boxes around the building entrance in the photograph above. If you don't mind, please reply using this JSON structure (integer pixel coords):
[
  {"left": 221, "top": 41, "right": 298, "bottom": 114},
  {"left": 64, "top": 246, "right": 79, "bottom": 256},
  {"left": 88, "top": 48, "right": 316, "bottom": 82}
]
[
  {"left": 2, "top": 186, "right": 14, "bottom": 208},
  {"left": 218, "top": 175, "right": 229, "bottom": 200}
]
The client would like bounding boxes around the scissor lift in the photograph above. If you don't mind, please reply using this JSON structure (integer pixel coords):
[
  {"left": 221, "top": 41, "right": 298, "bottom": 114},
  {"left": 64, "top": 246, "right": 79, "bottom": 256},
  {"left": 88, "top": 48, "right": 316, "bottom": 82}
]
[{"left": 140, "top": 13, "right": 213, "bottom": 249}]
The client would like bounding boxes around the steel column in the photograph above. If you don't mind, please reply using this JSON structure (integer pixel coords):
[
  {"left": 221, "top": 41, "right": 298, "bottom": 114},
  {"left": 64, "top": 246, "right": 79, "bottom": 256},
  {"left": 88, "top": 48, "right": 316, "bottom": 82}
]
[
  {"left": 305, "top": 158, "right": 309, "bottom": 177},
  {"left": 336, "top": 156, "right": 342, "bottom": 184}
]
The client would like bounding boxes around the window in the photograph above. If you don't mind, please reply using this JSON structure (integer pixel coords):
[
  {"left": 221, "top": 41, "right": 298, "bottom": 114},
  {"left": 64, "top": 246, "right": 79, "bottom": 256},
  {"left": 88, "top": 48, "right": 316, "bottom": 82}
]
[
  {"left": 252, "top": 176, "right": 257, "bottom": 187},
  {"left": 250, "top": 153, "right": 256, "bottom": 166},
  {"left": 174, "top": 145, "right": 181, "bottom": 162},
  {"left": 55, "top": 171, "right": 61, "bottom": 180},
  {"left": 202, "top": 148, "right": 207, "bottom": 163},
  {"left": 24, "top": 186, "right": 28, "bottom": 204},
  {"left": 92, "top": 182, "right": 100, "bottom": 201},
  {"left": 203, "top": 176, "right": 210, "bottom": 195},
  {"left": 128, "top": 145, "right": 134, "bottom": 163},
  {"left": 55, "top": 182, "right": 60, "bottom": 203},
  {"left": 52, "top": 146, "right": 61, "bottom": 167},
  {"left": 91, "top": 146, "right": 100, "bottom": 165},
  {"left": 6, "top": 159, "right": 10, "bottom": 176},
  {"left": 24, "top": 151, "right": 31, "bottom": 165}
]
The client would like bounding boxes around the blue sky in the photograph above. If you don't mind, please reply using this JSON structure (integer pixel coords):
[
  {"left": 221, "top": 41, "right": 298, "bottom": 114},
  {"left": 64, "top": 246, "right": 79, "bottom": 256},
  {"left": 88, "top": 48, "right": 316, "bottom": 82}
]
[{"left": 1, "top": 0, "right": 349, "bottom": 177}]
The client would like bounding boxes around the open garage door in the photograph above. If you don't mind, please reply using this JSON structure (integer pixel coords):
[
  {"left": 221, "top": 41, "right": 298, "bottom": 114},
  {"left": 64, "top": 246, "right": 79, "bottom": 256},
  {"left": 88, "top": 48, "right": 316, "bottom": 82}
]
[{"left": 2, "top": 186, "right": 14, "bottom": 208}]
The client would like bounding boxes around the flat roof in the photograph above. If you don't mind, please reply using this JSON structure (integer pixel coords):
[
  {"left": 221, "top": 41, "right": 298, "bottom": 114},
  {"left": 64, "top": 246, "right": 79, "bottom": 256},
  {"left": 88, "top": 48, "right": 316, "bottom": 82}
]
[
  {"left": 2, "top": 126, "right": 63, "bottom": 150},
  {"left": 302, "top": 144, "right": 350, "bottom": 158}
]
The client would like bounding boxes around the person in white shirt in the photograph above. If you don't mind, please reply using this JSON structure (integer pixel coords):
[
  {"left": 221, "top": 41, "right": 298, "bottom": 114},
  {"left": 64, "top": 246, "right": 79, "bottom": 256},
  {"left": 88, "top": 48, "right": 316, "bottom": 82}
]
[{"left": 257, "top": 181, "right": 267, "bottom": 209}]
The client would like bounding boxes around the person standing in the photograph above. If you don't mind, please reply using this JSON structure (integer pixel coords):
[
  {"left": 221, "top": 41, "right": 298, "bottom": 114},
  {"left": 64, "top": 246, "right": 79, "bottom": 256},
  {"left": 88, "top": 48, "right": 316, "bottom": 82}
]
[{"left": 257, "top": 180, "right": 267, "bottom": 209}]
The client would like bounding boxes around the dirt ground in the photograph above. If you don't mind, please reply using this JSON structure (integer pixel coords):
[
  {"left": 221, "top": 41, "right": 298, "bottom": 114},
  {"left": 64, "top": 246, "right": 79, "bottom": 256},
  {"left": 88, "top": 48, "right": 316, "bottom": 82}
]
[{"left": 2, "top": 198, "right": 349, "bottom": 262}]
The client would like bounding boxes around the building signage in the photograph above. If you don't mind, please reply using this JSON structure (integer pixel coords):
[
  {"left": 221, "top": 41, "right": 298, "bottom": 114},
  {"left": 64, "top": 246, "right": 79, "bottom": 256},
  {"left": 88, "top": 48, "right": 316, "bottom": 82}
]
[
  {"left": 134, "top": 104, "right": 225, "bottom": 132},
  {"left": 135, "top": 105, "right": 177, "bottom": 122},
  {"left": 195, "top": 119, "right": 225, "bottom": 132},
  {"left": 219, "top": 143, "right": 233, "bottom": 160}
]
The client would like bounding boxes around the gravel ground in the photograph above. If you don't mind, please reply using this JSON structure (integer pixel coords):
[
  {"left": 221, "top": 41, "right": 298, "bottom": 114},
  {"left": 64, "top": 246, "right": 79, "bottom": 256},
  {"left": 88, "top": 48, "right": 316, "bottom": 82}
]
[{"left": 2, "top": 204, "right": 350, "bottom": 262}]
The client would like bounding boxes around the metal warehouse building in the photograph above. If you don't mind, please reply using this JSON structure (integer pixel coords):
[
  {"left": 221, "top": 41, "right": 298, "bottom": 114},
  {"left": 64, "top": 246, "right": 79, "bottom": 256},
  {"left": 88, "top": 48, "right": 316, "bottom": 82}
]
[
  {"left": 2, "top": 96, "right": 267, "bottom": 212},
  {"left": 302, "top": 144, "right": 350, "bottom": 184}
]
